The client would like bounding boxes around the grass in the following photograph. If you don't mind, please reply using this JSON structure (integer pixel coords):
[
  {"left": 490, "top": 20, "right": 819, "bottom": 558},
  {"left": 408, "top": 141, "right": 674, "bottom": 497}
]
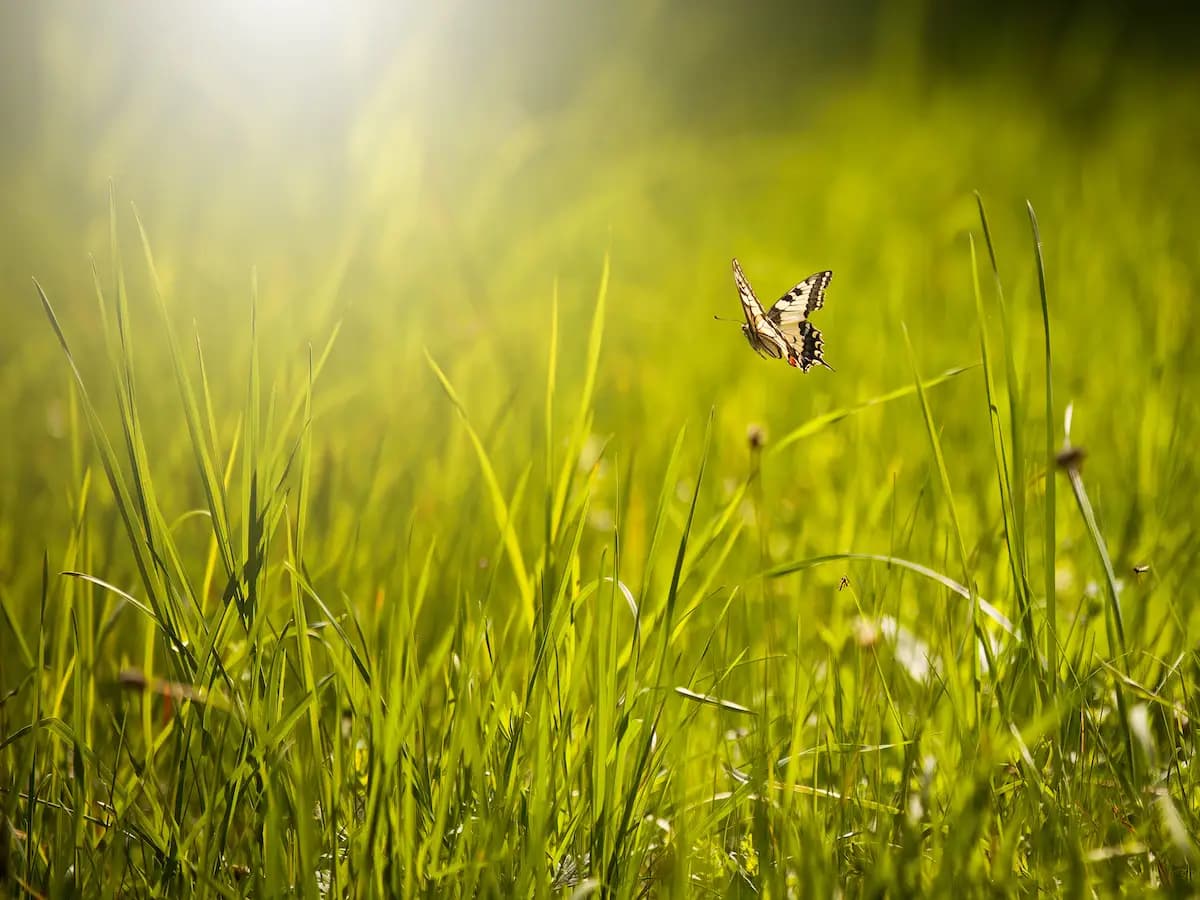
[{"left": 2, "top": 10, "right": 1200, "bottom": 897}]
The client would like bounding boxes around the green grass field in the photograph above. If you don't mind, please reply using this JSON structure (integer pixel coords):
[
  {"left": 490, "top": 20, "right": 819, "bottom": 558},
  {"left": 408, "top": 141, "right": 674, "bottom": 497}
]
[{"left": 2, "top": 5, "right": 1200, "bottom": 896}]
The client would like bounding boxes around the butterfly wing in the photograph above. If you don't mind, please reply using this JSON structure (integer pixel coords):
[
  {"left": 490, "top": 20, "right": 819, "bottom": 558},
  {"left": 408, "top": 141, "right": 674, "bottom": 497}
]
[
  {"left": 786, "top": 321, "right": 831, "bottom": 372},
  {"left": 732, "top": 258, "right": 766, "bottom": 324},
  {"left": 765, "top": 270, "right": 833, "bottom": 370},
  {"left": 766, "top": 271, "right": 832, "bottom": 327},
  {"left": 732, "top": 258, "right": 789, "bottom": 360}
]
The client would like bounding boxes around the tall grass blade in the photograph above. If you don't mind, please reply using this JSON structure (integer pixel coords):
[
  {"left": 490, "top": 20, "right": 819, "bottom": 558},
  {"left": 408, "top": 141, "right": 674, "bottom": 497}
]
[
  {"left": 425, "top": 350, "right": 535, "bottom": 627},
  {"left": 970, "top": 231, "right": 1041, "bottom": 697},
  {"left": 904, "top": 325, "right": 983, "bottom": 726},
  {"left": 1026, "top": 201, "right": 1059, "bottom": 696},
  {"left": 551, "top": 254, "right": 608, "bottom": 537}
]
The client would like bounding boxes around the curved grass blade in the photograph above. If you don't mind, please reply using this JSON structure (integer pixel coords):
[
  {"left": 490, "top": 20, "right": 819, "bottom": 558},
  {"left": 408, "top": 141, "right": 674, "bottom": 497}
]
[
  {"left": 425, "top": 349, "right": 535, "bottom": 627},
  {"left": 765, "top": 552, "right": 1016, "bottom": 637},
  {"left": 768, "top": 365, "right": 975, "bottom": 457}
]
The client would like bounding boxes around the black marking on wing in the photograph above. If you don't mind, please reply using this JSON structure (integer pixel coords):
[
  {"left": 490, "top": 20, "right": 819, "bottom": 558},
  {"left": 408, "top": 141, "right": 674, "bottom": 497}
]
[
  {"left": 767, "top": 271, "right": 833, "bottom": 327},
  {"left": 788, "top": 321, "right": 832, "bottom": 372}
]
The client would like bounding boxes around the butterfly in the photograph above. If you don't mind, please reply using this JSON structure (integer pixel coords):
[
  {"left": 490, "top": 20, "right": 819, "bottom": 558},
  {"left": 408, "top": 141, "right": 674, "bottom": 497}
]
[{"left": 731, "top": 258, "right": 833, "bottom": 372}]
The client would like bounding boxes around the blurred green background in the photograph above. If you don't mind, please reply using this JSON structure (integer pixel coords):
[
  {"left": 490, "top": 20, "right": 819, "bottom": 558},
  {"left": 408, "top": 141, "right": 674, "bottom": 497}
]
[
  {"left": 4, "top": 2, "right": 1200, "bottom": 892},
  {"left": 2, "top": 0, "right": 1199, "bottom": 654}
]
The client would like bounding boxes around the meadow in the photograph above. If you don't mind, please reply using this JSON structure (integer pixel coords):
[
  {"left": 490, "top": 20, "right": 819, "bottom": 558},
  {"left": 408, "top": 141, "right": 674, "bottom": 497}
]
[{"left": 2, "top": 4, "right": 1199, "bottom": 896}]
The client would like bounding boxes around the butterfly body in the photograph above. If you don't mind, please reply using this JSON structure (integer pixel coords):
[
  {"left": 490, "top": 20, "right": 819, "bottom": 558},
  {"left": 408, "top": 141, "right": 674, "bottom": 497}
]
[{"left": 732, "top": 258, "right": 833, "bottom": 372}]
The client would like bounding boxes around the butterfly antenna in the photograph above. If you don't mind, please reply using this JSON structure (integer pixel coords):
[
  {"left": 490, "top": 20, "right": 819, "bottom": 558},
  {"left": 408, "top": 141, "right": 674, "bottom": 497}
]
[{"left": 713, "top": 315, "right": 742, "bottom": 325}]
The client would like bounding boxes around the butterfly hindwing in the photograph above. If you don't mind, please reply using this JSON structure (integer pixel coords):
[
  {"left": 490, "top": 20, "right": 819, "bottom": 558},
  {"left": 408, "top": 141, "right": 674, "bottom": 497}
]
[{"left": 789, "top": 321, "right": 828, "bottom": 372}]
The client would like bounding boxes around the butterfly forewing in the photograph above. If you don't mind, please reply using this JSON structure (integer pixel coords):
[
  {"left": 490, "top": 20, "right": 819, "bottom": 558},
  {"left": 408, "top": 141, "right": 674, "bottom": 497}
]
[
  {"left": 766, "top": 270, "right": 832, "bottom": 327},
  {"left": 733, "top": 258, "right": 789, "bottom": 360},
  {"left": 732, "top": 259, "right": 765, "bottom": 323}
]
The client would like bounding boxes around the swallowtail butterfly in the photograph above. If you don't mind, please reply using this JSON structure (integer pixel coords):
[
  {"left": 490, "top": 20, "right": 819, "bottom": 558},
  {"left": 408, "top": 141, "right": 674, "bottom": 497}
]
[{"left": 732, "top": 258, "right": 833, "bottom": 372}]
